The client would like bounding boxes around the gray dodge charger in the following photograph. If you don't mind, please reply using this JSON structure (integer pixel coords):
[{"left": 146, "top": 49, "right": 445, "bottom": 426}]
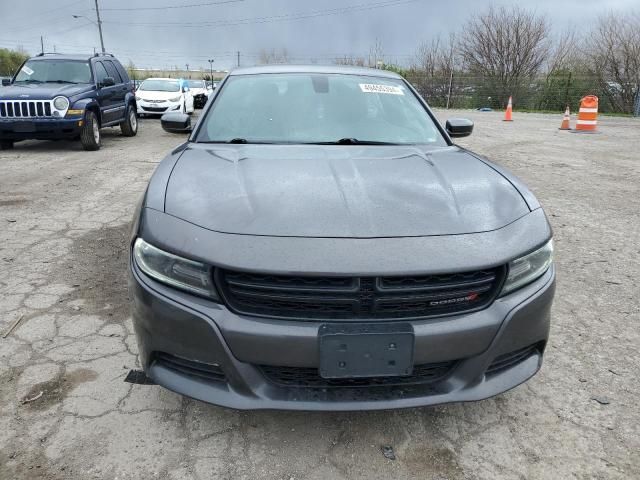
[{"left": 128, "top": 65, "right": 555, "bottom": 410}]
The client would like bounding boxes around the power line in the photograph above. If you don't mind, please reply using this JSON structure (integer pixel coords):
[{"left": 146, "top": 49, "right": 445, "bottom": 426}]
[
  {"left": 100, "top": 0, "right": 244, "bottom": 11},
  {"left": 100, "top": 0, "right": 419, "bottom": 28},
  {"left": 0, "top": 0, "right": 87, "bottom": 24}
]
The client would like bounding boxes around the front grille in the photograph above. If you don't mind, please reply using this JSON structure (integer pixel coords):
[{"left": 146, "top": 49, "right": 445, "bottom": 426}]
[
  {"left": 216, "top": 267, "right": 505, "bottom": 321},
  {"left": 260, "top": 361, "right": 456, "bottom": 388},
  {"left": 0, "top": 100, "right": 53, "bottom": 118},
  {"left": 486, "top": 343, "right": 543, "bottom": 375},
  {"left": 141, "top": 106, "right": 168, "bottom": 112},
  {"left": 153, "top": 352, "right": 226, "bottom": 382}
]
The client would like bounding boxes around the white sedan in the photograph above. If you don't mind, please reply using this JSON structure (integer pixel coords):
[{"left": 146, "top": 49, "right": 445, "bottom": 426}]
[{"left": 136, "top": 78, "right": 194, "bottom": 117}]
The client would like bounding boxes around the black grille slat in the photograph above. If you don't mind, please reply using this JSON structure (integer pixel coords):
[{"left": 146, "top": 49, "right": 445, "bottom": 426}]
[
  {"left": 216, "top": 266, "right": 505, "bottom": 321},
  {"left": 0, "top": 100, "right": 53, "bottom": 118},
  {"left": 260, "top": 361, "right": 456, "bottom": 388},
  {"left": 154, "top": 352, "right": 226, "bottom": 382},
  {"left": 486, "top": 344, "right": 542, "bottom": 375}
]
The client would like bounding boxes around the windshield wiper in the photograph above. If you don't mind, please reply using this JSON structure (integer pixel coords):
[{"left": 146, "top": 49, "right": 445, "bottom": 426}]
[
  {"left": 46, "top": 80, "right": 78, "bottom": 84},
  {"left": 13, "top": 79, "right": 42, "bottom": 84},
  {"left": 310, "top": 138, "right": 400, "bottom": 145}
]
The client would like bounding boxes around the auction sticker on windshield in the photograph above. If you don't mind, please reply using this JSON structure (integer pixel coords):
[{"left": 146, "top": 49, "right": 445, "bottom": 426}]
[
  {"left": 359, "top": 83, "right": 404, "bottom": 95},
  {"left": 21, "top": 66, "right": 34, "bottom": 76}
]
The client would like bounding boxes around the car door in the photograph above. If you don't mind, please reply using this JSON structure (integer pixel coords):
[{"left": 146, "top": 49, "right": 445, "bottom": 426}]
[
  {"left": 103, "top": 60, "right": 127, "bottom": 122},
  {"left": 94, "top": 61, "right": 120, "bottom": 124}
]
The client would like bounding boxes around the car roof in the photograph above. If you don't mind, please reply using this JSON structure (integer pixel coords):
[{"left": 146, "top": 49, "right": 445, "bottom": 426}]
[
  {"left": 229, "top": 64, "right": 402, "bottom": 79},
  {"left": 142, "top": 77, "right": 180, "bottom": 82},
  {"left": 29, "top": 54, "right": 115, "bottom": 62}
]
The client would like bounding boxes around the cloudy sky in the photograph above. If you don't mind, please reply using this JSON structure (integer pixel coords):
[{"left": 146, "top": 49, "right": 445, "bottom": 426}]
[{"left": 0, "top": 0, "right": 637, "bottom": 71}]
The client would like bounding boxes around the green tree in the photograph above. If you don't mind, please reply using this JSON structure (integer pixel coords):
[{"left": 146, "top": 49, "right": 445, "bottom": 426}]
[{"left": 0, "top": 47, "right": 30, "bottom": 76}]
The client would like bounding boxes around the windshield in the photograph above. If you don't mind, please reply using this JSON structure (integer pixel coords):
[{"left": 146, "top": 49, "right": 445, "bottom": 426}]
[
  {"left": 139, "top": 79, "right": 180, "bottom": 92},
  {"left": 13, "top": 60, "right": 92, "bottom": 84},
  {"left": 187, "top": 80, "right": 205, "bottom": 88},
  {"left": 196, "top": 73, "right": 445, "bottom": 145}
]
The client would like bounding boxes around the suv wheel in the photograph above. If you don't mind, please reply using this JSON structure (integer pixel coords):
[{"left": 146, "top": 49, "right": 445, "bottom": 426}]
[
  {"left": 81, "top": 111, "right": 101, "bottom": 151},
  {"left": 0, "top": 140, "right": 14, "bottom": 150},
  {"left": 120, "top": 105, "right": 138, "bottom": 137}
]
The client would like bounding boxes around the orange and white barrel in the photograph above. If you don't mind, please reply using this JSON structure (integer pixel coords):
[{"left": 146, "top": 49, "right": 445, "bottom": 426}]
[{"left": 575, "top": 95, "right": 598, "bottom": 132}]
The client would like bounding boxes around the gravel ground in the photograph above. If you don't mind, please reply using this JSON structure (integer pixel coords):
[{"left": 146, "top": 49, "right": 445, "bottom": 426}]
[{"left": 0, "top": 110, "right": 638, "bottom": 480}]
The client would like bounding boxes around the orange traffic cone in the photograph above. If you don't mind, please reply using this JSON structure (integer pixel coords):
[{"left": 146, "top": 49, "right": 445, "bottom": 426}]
[
  {"left": 559, "top": 106, "right": 571, "bottom": 130},
  {"left": 503, "top": 96, "right": 513, "bottom": 122}
]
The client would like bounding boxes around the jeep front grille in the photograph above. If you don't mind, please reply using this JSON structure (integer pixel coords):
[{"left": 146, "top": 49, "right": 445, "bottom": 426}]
[
  {"left": 216, "top": 267, "right": 506, "bottom": 321},
  {"left": 0, "top": 100, "right": 53, "bottom": 118}
]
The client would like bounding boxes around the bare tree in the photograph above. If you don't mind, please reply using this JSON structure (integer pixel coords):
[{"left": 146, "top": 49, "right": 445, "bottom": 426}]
[
  {"left": 368, "top": 38, "right": 385, "bottom": 68},
  {"left": 408, "top": 34, "right": 458, "bottom": 106},
  {"left": 334, "top": 55, "right": 366, "bottom": 67},
  {"left": 585, "top": 11, "right": 640, "bottom": 113},
  {"left": 258, "top": 48, "right": 290, "bottom": 65},
  {"left": 458, "top": 6, "right": 551, "bottom": 107}
]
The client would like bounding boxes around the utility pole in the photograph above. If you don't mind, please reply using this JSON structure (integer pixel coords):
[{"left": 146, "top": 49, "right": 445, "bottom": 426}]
[
  {"left": 208, "top": 59, "right": 214, "bottom": 81},
  {"left": 445, "top": 68, "right": 454, "bottom": 109},
  {"left": 93, "top": 0, "right": 105, "bottom": 53},
  {"left": 237, "top": 51, "right": 240, "bottom": 68},
  {"left": 40, "top": 36, "right": 44, "bottom": 54}
]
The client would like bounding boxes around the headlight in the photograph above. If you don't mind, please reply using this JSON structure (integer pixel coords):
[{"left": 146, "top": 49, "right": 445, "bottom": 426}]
[
  {"left": 502, "top": 239, "right": 553, "bottom": 295},
  {"left": 133, "top": 238, "right": 219, "bottom": 300},
  {"left": 168, "top": 96, "right": 181, "bottom": 102},
  {"left": 135, "top": 95, "right": 141, "bottom": 101},
  {"left": 53, "top": 96, "right": 69, "bottom": 110}
]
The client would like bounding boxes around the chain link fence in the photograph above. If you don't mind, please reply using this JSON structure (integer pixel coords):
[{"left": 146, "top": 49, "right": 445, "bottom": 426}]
[{"left": 405, "top": 71, "right": 640, "bottom": 115}]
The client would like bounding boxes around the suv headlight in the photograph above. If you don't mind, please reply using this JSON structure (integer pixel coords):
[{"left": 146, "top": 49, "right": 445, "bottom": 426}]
[
  {"left": 53, "top": 96, "right": 69, "bottom": 110},
  {"left": 168, "top": 96, "right": 181, "bottom": 102},
  {"left": 502, "top": 239, "right": 553, "bottom": 295},
  {"left": 133, "top": 238, "right": 219, "bottom": 300}
]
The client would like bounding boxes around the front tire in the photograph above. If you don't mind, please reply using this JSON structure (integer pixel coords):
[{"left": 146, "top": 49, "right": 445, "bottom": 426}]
[
  {"left": 120, "top": 105, "right": 138, "bottom": 137},
  {"left": 0, "top": 140, "right": 14, "bottom": 150},
  {"left": 81, "top": 111, "right": 101, "bottom": 151}
]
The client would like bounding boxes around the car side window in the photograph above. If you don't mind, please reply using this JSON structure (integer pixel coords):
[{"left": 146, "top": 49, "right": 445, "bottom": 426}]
[
  {"left": 103, "top": 60, "right": 122, "bottom": 83},
  {"left": 114, "top": 61, "right": 130, "bottom": 83},
  {"left": 94, "top": 62, "right": 108, "bottom": 85}
]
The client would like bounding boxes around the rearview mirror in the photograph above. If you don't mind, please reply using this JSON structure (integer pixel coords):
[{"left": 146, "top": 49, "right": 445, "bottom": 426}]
[
  {"left": 445, "top": 118, "right": 474, "bottom": 138},
  {"left": 101, "top": 76, "right": 115, "bottom": 87},
  {"left": 1, "top": 78, "right": 11, "bottom": 86},
  {"left": 161, "top": 112, "right": 192, "bottom": 134}
]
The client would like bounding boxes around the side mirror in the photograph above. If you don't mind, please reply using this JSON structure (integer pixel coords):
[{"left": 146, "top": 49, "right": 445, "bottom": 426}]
[
  {"left": 101, "top": 76, "right": 116, "bottom": 87},
  {"left": 161, "top": 112, "right": 192, "bottom": 134},
  {"left": 2, "top": 78, "right": 11, "bottom": 86},
  {"left": 445, "top": 118, "right": 474, "bottom": 138}
]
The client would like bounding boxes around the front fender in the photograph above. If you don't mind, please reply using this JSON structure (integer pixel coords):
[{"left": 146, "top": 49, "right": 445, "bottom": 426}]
[{"left": 125, "top": 91, "right": 137, "bottom": 110}]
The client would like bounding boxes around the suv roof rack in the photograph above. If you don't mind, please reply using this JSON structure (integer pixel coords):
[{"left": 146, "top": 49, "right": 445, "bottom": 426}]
[{"left": 36, "top": 52, "right": 62, "bottom": 57}]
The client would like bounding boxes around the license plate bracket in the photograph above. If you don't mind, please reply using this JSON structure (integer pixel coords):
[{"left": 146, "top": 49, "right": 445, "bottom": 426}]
[{"left": 319, "top": 323, "right": 414, "bottom": 379}]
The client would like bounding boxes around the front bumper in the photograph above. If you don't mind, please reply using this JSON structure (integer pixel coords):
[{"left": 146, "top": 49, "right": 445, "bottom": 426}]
[
  {"left": 129, "top": 257, "right": 555, "bottom": 411},
  {"left": 137, "top": 100, "right": 182, "bottom": 115},
  {"left": 0, "top": 117, "right": 83, "bottom": 140}
]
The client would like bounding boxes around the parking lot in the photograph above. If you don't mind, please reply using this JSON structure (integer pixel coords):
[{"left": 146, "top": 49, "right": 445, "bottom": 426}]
[{"left": 0, "top": 110, "right": 638, "bottom": 479}]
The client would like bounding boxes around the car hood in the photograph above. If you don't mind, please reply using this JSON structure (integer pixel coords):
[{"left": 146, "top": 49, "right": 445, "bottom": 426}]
[
  {"left": 164, "top": 144, "right": 530, "bottom": 238},
  {"left": 137, "top": 90, "right": 182, "bottom": 100},
  {"left": 0, "top": 82, "right": 93, "bottom": 100},
  {"left": 189, "top": 88, "right": 208, "bottom": 95}
]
